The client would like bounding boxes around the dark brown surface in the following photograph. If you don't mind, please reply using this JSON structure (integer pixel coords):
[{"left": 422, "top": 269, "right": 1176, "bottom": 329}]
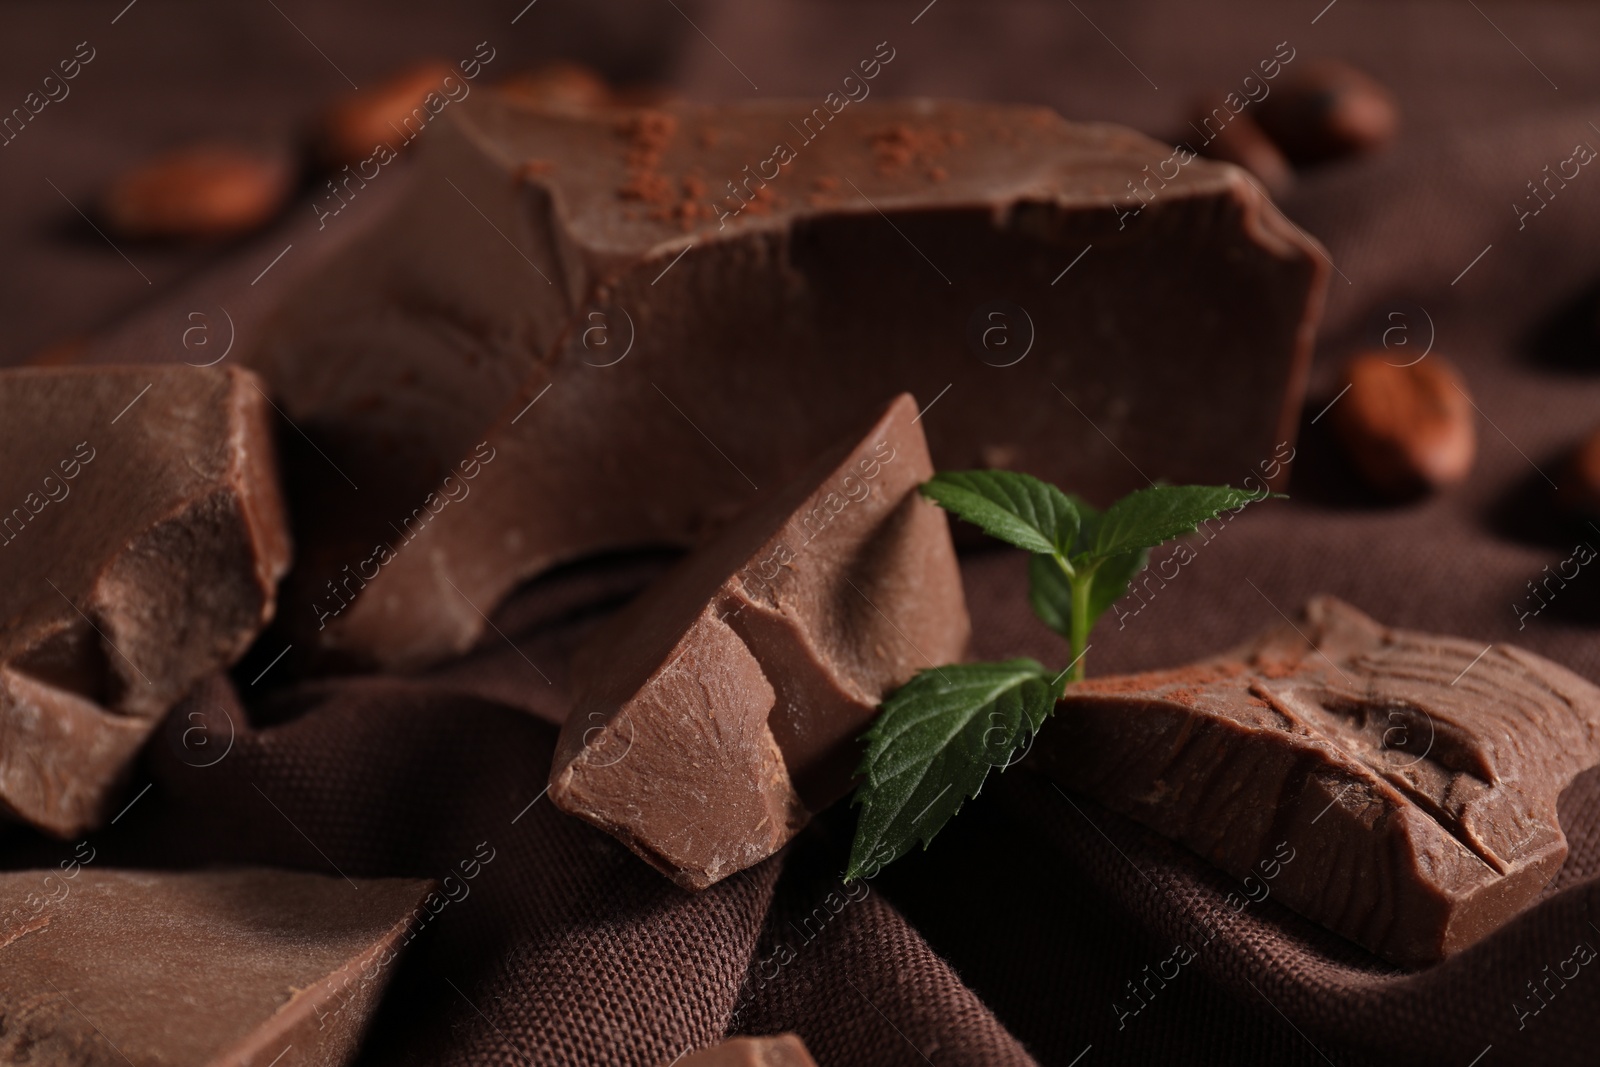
[
  {"left": 4, "top": 1, "right": 1600, "bottom": 1065},
  {"left": 0, "top": 365, "right": 290, "bottom": 837},
  {"left": 1039, "top": 596, "right": 1600, "bottom": 966},
  {"left": 0, "top": 867, "right": 431, "bottom": 1066},
  {"left": 242, "top": 90, "right": 1322, "bottom": 672},
  {"left": 551, "top": 394, "right": 967, "bottom": 889}
]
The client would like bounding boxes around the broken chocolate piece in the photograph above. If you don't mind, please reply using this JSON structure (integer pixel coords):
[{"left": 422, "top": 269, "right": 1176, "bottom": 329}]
[
  {"left": 1037, "top": 596, "right": 1600, "bottom": 966},
  {"left": 675, "top": 1034, "right": 818, "bottom": 1067},
  {"left": 249, "top": 95, "right": 1327, "bottom": 671},
  {"left": 0, "top": 366, "right": 290, "bottom": 836},
  {"left": 0, "top": 867, "right": 430, "bottom": 1066},
  {"left": 550, "top": 394, "right": 967, "bottom": 890}
]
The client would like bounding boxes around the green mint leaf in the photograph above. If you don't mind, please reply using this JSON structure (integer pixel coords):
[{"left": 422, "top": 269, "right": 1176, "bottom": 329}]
[
  {"left": 1089, "top": 484, "right": 1265, "bottom": 560},
  {"left": 1027, "top": 554, "right": 1073, "bottom": 640},
  {"left": 846, "top": 660, "right": 1059, "bottom": 880},
  {"left": 920, "top": 471, "right": 1079, "bottom": 557},
  {"left": 1084, "top": 547, "right": 1149, "bottom": 631}
]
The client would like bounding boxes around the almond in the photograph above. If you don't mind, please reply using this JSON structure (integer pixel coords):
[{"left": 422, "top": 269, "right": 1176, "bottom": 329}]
[
  {"left": 1331, "top": 352, "right": 1475, "bottom": 497},
  {"left": 1255, "top": 59, "right": 1399, "bottom": 165},
  {"left": 100, "top": 143, "right": 293, "bottom": 240},
  {"left": 1557, "top": 426, "right": 1600, "bottom": 517},
  {"left": 315, "top": 61, "right": 454, "bottom": 167}
]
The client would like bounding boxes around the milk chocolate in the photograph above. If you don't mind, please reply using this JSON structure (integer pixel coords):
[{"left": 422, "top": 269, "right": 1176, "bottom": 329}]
[
  {"left": 0, "top": 867, "right": 430, "bottom": 1066},
  {"left": 550, "top": 394, "right": 967, "bottom": 890},
  {"left": 0, "top": 366, "right": 290, "bottom": 836},
  {"left": 1038, "top": 596, "right": 1600, "bottom": 966},
  {"left": 675, "top": 1034, "right": 818, "bottom": 1067},
  {"left": 250, "top": 95, "right": 1326, "bottom": 671}
]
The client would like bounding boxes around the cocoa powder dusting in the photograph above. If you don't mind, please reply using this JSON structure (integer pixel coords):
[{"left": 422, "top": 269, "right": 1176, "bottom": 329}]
[
  {"left": 869, "top": 124, "right": 964, "bottom": 177},
  {"left": 615, "top": 110, "right": 680, "bottom": 207},
  {"left": 1075, "top": 661, "right": 1246, "bottom": 697}
]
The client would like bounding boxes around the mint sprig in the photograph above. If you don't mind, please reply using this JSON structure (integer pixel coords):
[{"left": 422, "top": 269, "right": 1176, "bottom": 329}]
[{"left": 845, "top": 471, "right": 1274, "bottom": 880}]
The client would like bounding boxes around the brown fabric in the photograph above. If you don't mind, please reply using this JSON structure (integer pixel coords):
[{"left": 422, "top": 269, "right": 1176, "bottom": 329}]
[{"left": 5, "top": 0, "right": 1600, "bottom": 1064}]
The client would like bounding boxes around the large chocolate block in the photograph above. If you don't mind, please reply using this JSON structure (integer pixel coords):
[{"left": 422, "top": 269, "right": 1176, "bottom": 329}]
[
  {"left": 551, "top": 395, "right": 967, "bottom": 889},
  {"left": 250, "top": 95, "right": 1326, "bottom": 671},
  {"left": 0, "top": 867, "right": 430, "bottom": 1066},
  {"left": 0, "top": 366, "right": 291, "bottom": 836},
  {"left": 1038, "top": 596, "right": 1600, "bottom": 966}
]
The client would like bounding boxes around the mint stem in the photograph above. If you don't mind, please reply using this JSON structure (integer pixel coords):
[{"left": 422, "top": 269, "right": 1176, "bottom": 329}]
[
  {"left": 1054, "top": 555, "right": 1094, "bottom": 683},
  {"left": 1069, "top": 570, "right": 1092, "bottom": 682}
]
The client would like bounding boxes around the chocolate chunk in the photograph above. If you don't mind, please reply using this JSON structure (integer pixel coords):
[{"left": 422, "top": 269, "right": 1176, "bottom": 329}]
[
  {"left": 675, "top": 1034, "right": 818, "bottom": 1067},
  {"left": 0, "top": 867, "right": 430, "bottom": 1066},
  {"left": 550, "top": 395, "right": 967, "bottom": 890},
  {"left": 0, "top": 366, "right": 291, "bottom": 835},
  {"left": 249, "top": 95, "right": 1327, "bottom": 671},
  {"left": 1037, "top": 596, "right": 1600, "bottom": 966}
]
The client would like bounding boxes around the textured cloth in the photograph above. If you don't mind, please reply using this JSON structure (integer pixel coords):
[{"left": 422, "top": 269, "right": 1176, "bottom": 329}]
[{"left": 4, "top": 1, "right": 1600, "bottom": 1064}]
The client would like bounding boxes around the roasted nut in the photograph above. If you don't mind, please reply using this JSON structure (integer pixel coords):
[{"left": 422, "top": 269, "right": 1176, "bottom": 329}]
[
  {"left": 1188, "top": 91, "right": 1293, "bottom": 196},
  {"left": 100, "top": 144, "right": 293, "bottom": 240},
  {"left": 1331, "top": 352, "right": 1475, "bottom": 497},
  {"left": 315, "top": 60, "right": 454, "bottom": 167},
  {"left": 1255, "top": 59, "right": 1399, "bottom": 165},
  {"left": 1556, "top": 426, "right": 1600, "bottom": 517}
]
